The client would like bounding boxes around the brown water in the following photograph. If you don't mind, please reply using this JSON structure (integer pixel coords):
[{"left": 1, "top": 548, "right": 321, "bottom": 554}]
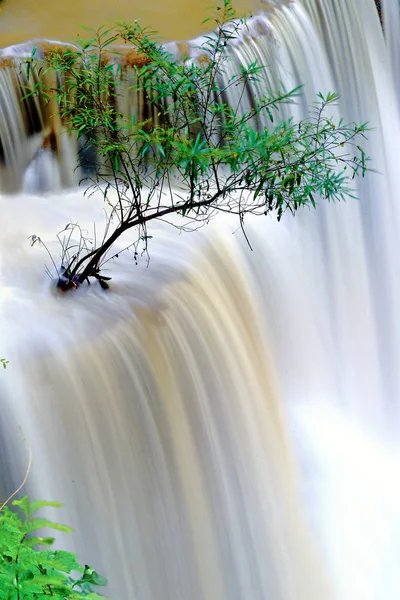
[{"left": 0, "top": 0, "right": 257, "bottom": 47}]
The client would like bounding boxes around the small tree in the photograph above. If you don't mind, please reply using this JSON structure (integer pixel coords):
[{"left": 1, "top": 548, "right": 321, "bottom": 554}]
[{"left": 26, "top": 0, "right": 370, "bottom": 291}]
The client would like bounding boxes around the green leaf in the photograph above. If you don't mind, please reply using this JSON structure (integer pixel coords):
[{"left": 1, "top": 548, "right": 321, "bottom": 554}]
[
  {"left": 18, "top": 570, "right": 35, "bottom": 583},
  {"left": 28, "top": 500, "right": 64, "bottom": 515},
  {"left": 26, "top": 518, "right": 73, "bottom": 534},
  {"left": 23, "top": 536, "right": 55, "bottom": 547},
  {"left": 74, "top": 565, "right": 108, "bottom": 588},
  {"left": 12, "top": 496, "right": 31, "bottom": 517}
]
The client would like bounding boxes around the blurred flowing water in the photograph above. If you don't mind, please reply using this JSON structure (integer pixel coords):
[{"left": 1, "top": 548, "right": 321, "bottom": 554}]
[{"left": 1, "top": 1, "right": 400, "bottom": 599}]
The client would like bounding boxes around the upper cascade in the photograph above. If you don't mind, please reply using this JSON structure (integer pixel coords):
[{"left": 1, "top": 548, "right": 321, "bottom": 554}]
[{"left": 0, "top": 5, "right": 286, "bottom": 194}]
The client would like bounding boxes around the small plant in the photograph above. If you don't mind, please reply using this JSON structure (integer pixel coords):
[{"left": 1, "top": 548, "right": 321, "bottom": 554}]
[
  {"left": 25, "top": 0, "right": 371, "bottom": 290},
  {"left": 0, "top": 359, "right": 8, "bottom": 370},
  {"left": 0, "top": 496, "right": 107, "bottom": 599}
]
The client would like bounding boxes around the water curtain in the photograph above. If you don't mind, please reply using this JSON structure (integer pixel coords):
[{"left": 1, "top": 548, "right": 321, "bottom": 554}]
[{"left": 1, "top": 1, "right": 400, "bottom": 598}]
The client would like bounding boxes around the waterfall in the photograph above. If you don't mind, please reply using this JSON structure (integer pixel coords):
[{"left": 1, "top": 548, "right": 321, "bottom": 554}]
[
  {"left": 0, "top": 190, "right": 333, "bottom": 600},
  {"left": 1, "top": 1, "right": 400, "bottom": 599},
  {"left": 381, "top": 0, "right": 400, "bottom": 100}
]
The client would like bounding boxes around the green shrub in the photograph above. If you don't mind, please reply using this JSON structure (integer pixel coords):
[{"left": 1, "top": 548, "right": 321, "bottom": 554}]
[
  {"left": 25, "top": 0, "right": 370, "bottom": 290},
  {"left": 0, "top": 497, "right": 107, "bottom": 599}
]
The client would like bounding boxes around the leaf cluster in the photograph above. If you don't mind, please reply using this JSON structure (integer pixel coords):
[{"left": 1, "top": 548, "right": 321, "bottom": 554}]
[{"left": 0, "top": 497, "right": 107, "bottom": 599}]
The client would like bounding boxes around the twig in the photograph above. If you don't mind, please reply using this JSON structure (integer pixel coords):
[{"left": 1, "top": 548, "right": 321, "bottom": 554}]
[{"left": 0, "top": 442, "right": 32, "bottom": 511}]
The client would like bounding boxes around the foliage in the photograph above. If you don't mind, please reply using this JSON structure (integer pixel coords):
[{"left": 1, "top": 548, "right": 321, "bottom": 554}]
[
  {"left": 0, "top": 497, "right": 107, "bottom": 599},
  {"left": 0, "top": 359, "right": 8, "bottom": 370},
  {"left": 25, "top": 0, "right": 370, "bottom": 290}
]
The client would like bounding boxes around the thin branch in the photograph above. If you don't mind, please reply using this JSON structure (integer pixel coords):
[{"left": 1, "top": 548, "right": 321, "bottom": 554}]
[{"left": 0, "top": 443, "right": 32, "bottom": 512}]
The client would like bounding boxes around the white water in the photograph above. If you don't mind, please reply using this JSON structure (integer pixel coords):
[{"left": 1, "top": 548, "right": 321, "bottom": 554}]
[{"left": 1, "top": 1, "right": 400, "bottom": 599}]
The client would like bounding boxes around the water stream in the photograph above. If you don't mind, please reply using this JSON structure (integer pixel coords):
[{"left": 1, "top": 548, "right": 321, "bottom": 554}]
[{"left": 1, "top": 1, "right": 400, "bottom": 599}]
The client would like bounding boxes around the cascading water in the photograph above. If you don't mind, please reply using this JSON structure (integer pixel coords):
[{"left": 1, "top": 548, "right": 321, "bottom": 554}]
[{"left": 1, "top": 1, "right": 400, "bottom": 599}]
